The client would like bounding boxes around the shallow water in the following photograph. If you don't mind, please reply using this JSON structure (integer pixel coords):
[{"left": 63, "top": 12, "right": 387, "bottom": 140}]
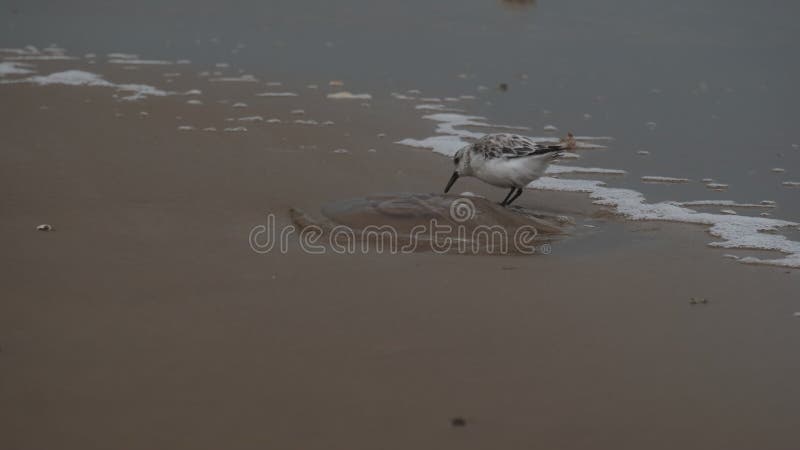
[
  {"left": 3, "top": 1, "right": 798, "bottom": 196},
  {"left": 2, "top": 1, "right": 799, "bottom": 250}
]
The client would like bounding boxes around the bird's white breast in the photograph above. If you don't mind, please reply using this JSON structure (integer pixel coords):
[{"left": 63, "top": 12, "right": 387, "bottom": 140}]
[{"left": 471, "top": 154, "right": 549, "bottom": 188}]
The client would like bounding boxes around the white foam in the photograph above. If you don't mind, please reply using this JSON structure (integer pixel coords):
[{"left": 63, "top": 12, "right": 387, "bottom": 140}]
[
  {"left": 0, "top": 62, "right": 34, "bottom": 76},
  {"left": 398, "top": 110, "right": 800, "bottom": 268},
  {"left": 641, "top": 176, "right": 691, "bottom": 183},
  {"left": 0, "top": 47, "right": 38, "bottom": 55},
  {"left": 109, "top": 58, "right": 172, "bottom": 65},
  {"left": 327, "top": 91, "right": 372, "bottom": 100},
  {"left": 782, "top": 181, "right": 800, "bottom": 188},
  {"left": 224, "top": 127, "right": 248, "bottom": 132},
  {"left": 3, "top": 46, "right": 75, "bottom": 61},
  {"left": 1, "top": 70, "right": 170, "bottom": 101},
  {"left": 547, "top": 165, "right": 626, "bottom": 175},
  {"left": 256, "top": 92, "right": 298, "bottom": 97},
  {"left": 675, "top": 200, "right": 776, "bottom": 209},
  {"left": 237, "top": 116, "right": 264, "bottom": 122},
  {"left": 107, "top": 53, "right": 138, "bottom": 59},
  {"left": 415, "top": 104, "right": 464, "bottom": 112},
  {"left": 528, "top": 177, "right": 800, "bottom": 268},
  {"left": 184, "top": 89, "right": 202, "bottom": 95},
  {"left": 391, "top": 92, "right": 416, "bottom": 100},
  {"left": 4, "top": 55, "right": 76, "bottom": 61},
  {"left": 209, "top": 75, "right": 258, "bottom": 82}
]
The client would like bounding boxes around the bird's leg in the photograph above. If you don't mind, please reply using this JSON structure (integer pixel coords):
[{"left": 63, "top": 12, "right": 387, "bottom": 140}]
[
  {"left": 500, "top": 187, "right": 516, "bottom": 206},
  {"left": 506, "top": 188, "right": 524, "bottom": 206}
]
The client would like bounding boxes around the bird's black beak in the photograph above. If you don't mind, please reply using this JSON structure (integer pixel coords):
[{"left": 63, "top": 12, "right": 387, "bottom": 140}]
[{"left": 444, "top": 172, "right": 459, "bottom": 193}]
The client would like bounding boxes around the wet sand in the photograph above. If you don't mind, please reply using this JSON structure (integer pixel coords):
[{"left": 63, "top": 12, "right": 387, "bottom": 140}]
[{"left": 1, "top": 62, "right": 799, "bottom": 450}]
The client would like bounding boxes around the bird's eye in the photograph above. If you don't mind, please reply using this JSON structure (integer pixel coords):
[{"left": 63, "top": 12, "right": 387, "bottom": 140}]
[{"left": 454, "top": 156, "right": 461, "bottom": 164}]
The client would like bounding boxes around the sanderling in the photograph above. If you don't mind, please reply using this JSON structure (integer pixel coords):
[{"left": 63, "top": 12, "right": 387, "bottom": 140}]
[{"left": 444, "top": 133, "right": 565, "bottom": 206}]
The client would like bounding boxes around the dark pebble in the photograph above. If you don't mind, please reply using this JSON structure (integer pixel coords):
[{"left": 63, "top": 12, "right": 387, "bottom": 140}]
[{"left": 451, "top": 417, "right": 466, "bottom": 427}]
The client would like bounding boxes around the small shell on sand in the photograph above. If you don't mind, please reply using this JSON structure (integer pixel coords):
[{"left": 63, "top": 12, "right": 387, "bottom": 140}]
[
  {"left": 333, "top": 148, "right": 350, "bottom": 154},
  {"left": 36, "top": 224, "right": 53, "bottom": 231},
  {"left": 706, "top": 182, "right": 729, "bottom": 190},
  {"left": 543, "top": 124, "right": 558, "bottom": 132},
  {"left": 636, "top": 150, "right": 650, "bottom": 156}
]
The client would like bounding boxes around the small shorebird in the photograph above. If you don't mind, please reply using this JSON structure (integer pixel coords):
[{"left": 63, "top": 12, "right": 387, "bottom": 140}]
[{"left": 443, "top": 133, "right": 565, "bottom": 206}]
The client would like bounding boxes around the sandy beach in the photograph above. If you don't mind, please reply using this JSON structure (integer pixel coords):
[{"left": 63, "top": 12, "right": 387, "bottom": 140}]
[{"left": 2, "top": 1, "right": 800, "bottom": 449}]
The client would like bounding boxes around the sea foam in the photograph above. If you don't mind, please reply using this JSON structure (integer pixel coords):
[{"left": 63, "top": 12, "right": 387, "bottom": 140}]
[
  {"left": 1, "top": 70, "right": 170, "bottom": 100},
  {"left": 397, "top": 112, "right": 800, "bottom": 268}
]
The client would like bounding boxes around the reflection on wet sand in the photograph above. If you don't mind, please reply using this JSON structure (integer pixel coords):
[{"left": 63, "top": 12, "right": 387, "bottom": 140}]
[{"left": 290, "top": 193, "right": 572, "bottom": 254}]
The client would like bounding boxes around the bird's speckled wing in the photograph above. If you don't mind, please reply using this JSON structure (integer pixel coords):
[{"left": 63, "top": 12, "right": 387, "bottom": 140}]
[{"left": 471, "top": 133, "right": 562, "bottom": 159}]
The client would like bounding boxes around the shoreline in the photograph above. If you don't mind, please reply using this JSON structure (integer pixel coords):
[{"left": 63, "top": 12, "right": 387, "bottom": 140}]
[{"left": 1, "top": 51, "right": 799, "bottom": 450}]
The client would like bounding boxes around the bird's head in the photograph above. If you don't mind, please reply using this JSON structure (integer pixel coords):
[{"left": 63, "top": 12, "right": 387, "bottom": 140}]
[{"left": 444, "top": 147, "right": 470, "bottom": 193}]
